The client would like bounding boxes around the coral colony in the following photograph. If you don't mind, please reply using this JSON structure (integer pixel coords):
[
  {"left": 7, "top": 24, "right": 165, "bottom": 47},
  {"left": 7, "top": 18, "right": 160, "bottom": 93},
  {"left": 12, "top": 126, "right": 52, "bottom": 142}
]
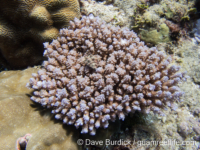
[
  {"left": 0, "top": 0, "right": 80, "bottom": 68},
  {"left": 27, "top": 14, "right": 186, "bottom": 135}
]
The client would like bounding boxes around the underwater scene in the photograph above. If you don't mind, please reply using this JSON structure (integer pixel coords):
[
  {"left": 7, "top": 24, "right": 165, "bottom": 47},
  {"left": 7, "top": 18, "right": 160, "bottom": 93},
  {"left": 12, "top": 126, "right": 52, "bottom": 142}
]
[{"left": 0, "top": 0, "right": 200, "bottom": 149}]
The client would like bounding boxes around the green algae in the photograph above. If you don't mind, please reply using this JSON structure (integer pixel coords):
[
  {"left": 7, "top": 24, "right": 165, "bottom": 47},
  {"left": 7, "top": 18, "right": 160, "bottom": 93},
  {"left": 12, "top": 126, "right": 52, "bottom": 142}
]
[{"left": 140, "top": 23, "right": 170, "bottom": 45}]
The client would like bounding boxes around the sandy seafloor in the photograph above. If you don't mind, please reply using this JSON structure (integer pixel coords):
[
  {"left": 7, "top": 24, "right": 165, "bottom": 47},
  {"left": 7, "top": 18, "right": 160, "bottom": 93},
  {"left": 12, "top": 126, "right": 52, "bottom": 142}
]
[{"left": 0, "top": 0, "right": 200, "bottom": 150}]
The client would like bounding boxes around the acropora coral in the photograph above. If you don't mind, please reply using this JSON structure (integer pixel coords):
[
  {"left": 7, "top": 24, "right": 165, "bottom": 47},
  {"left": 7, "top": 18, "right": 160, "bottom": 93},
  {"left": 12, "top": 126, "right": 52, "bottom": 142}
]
[
  {"left": 27, "top": 14, "right": 187, "bottom": 135},
  {"left": 0, "top": 0, "right": 80, "bottom": 69}
]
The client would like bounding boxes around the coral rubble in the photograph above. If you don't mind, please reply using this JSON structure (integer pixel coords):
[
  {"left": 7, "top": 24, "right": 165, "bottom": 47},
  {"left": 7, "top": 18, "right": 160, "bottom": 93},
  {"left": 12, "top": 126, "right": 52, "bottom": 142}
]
[
  {"left": 27, "top": 14, "right": 187, "bottom": 135},
  {"left": 0, "top": 0, "right": 80, "bottom": 69}
]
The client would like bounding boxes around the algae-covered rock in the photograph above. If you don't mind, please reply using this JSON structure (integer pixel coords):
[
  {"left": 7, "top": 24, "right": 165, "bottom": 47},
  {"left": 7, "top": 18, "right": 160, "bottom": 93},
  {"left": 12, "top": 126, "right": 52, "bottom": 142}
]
[
  {"left": 175, "top": 39, "right": 200, "bottom": 84},
  {"left": 114, "top": 0, "right": 195, "bottom": 44},
  {"left": 140, "top": 23, "right": 170, "bottom": 44},
  {"left": 81, "top": 0, "right": 129, "bottom": 27},
  {"left": 0, "top": 68, "right": 80, "bottom": 150}
]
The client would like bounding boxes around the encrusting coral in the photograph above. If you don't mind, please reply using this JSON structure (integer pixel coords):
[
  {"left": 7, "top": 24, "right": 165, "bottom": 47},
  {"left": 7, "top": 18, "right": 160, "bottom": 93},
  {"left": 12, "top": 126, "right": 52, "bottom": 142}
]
[
  {"left": 27, "top": 14, "right": 187, "bottom": 135},
  {"left": 0, "top": 0, "right": 80, "bottom": 69}
]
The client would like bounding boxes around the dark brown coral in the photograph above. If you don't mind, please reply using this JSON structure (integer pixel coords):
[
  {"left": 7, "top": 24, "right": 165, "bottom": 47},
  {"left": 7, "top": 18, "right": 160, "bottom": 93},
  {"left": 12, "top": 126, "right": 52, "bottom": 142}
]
[{"left": 0, "top": 0, "right": 80, "bottom": 69}]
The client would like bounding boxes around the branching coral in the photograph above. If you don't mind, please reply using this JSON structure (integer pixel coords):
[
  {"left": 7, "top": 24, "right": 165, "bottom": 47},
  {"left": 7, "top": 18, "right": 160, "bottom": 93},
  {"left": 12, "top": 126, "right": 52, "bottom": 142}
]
[
  {"left": 0, "top": 0, "right": 80, "bottom": 69},
  {"left": 27, "top": 14, "right": 187, "bottom": 135}
]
